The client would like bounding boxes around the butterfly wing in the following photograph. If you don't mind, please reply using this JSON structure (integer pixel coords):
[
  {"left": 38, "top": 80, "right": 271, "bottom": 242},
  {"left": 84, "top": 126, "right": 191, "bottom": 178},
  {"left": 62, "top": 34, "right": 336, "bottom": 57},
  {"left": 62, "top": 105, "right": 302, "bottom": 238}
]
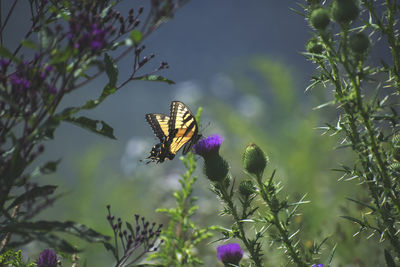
[
  {"left": 145, "top": 113, "right": 170, "bottom": 142},
  {"left": 145, "top": 113, "right": 173, "bottom": 163},
  {"left": 168, "top": 101, "right": 200, "bottom": 155}
]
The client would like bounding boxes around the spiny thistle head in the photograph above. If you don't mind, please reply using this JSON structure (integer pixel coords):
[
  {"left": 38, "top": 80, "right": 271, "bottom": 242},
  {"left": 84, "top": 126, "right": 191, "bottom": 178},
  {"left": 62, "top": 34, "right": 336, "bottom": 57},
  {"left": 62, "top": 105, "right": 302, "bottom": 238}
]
[
  {"left": 37, "top": 249, "right": 57, "bottom": 267},
  {"left": 217, "top": 243, "right": 243, "bottom": 266},
  {"left": 350, "top": 32, "right": 370, "bottom": 55},
  {"left": 310, "top": 8, "right": 330, "bottom": 31},
  {"left": 331, "top": 0, "right": 359, "bottom": 25},
  {"left": 193, "top": 134, "right": 224, "bottom": 159},
  {"left": 243, "top": 143, "right": 268, "bottom": 177},
  {"left": 239, "top": 179, "right": 255, "bottom": 197},
  {"left": 306, "top": 37, "right": 324, "bottom": 55},
  {"left": 194, "top": 134, "right": 229, "bottom": 182}
]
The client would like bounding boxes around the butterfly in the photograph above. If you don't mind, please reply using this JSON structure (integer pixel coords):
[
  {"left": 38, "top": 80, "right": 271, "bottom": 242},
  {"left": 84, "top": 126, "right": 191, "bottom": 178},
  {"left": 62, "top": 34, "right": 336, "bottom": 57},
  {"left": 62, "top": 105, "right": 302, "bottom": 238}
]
[{"left": 145, "top": 101, "right": 201, "bottom": 163}]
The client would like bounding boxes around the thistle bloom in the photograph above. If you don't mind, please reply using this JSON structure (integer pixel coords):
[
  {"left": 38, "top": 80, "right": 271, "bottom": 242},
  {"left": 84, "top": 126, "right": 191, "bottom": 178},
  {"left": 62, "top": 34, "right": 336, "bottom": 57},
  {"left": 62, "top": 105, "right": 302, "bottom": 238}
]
[
  {"left": 217, "top": 243, "right": 243, "bottom": 266},
  {"left": 193, "top": 134, "right": 223, "bottom": 158},
  {"left": 37, "top": 249, "right": 57, "bottom": 267},
  {"left": 312, "top": 264, "right": 324, "bottom": 267}
]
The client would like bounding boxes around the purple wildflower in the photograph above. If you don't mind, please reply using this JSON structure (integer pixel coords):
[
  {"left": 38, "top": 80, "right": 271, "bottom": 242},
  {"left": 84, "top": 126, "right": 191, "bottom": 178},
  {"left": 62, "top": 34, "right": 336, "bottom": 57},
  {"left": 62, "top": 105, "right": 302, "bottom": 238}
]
[
  {"left": 0, "top": 58, "right": 10, "bottom": 68},
  {"left": 217, "top": 243, "right": 243, "bottom": 266},
  {"left": 37, "top": 249, "right": 57, "bottom": 267},
  {"left": 193, "top": 134, "right": 223, "bottom": 158},
  {"left": 312, "top": 265, "right": 324, "bottom": 267}
]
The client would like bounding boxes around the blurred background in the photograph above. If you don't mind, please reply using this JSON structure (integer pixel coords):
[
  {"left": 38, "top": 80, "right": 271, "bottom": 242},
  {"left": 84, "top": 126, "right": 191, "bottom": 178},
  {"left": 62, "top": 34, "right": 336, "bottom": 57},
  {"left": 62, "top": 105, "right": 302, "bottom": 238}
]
[{"left": 7, "top": 0, "right": 385, "bottom": 266}]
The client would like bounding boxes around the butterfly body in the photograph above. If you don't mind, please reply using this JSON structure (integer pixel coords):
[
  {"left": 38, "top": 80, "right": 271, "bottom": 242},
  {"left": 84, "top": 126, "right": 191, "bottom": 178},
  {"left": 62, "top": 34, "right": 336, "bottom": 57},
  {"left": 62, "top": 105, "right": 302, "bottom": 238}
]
[{"left": 145, "top": 101, "right": 201, "bottom": 163}]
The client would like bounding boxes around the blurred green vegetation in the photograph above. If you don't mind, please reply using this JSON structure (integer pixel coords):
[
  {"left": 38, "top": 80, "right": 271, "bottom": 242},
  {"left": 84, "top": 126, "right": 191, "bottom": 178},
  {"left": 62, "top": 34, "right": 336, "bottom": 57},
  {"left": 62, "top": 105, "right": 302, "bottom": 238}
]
[{"left": 32, "top": 56, "right": 384, "bottom": 266}]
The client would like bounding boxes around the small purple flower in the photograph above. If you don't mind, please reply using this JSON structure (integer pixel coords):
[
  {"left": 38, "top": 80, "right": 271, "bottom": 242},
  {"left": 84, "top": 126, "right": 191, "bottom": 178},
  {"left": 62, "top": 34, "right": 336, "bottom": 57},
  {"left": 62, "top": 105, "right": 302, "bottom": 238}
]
[
  {"left": 91, "top": 40, "right": 103, "bottom": 50},
  {"left": 312, "top": 265, "right": 324, "bottom": 267},
  {"left": 217, "top": 243, "right": 243, "bottom": 266},
  {"left": 0, "top": 58, "right": 10, "bottom": 68},
  {"left": 9, "top": 74, "right": 22, "bottom": 86},
  {"left": 193, "top": 134, "right": 223, "bottom": 158},
  {"left": 45, "top": 66, "right": 53, "bottom": 73},
  {"left": 37, "top": 249, "right": 57, "bottom": 267}
]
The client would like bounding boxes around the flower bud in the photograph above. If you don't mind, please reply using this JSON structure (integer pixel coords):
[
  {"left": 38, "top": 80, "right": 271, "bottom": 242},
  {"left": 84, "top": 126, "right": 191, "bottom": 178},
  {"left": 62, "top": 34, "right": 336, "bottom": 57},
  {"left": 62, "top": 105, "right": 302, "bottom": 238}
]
[
  {"left": 310, "top": 8, "right": 330, "bottom": 30},
  {"left": 239, "top": 179, "right": 255, "bottom": 197},
  {"left": 331, "top": 0, "right": 359, "bottom": 25},
  {"left": 217, "top": 243, "right": 243, "bottom": 266},
  {"left": 306, "top": 38, "right": 324, "bottom": 54},
  {"left": 350, "top": 32, "right": 370, "bottom": 54},
  {"left": 243, "top": 143, "right": 267, "bottom": 177}
]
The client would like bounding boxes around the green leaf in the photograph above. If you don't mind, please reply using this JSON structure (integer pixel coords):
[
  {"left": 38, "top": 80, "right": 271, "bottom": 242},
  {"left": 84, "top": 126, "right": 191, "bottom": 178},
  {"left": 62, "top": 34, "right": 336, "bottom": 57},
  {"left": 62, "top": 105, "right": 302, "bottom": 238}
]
[
  {"left": 0, "top": 46, "right": 13, "bottom": 58},
  {"left": 21, "top": 39, "right": 38, "bottom": 50},
  {"left": 133, "top": 75, "right": 175, "bottom": 85},
  {"left": 7, "top": 185, "right": 57, "bottom": 211},
  {"left": 130, "top": 29, "right": 143, "bottom": 44},
  {"left": 39, "top": 27, "right": 55, "bottom": 50},
  {"left": 65, "top": 116, "right": 116, "bottom": 139},
  {"left": 104, "top": 53, "right": 118, "bottom": 88},
  {"left": 3, "top": 220, "right": 110, "bottom": 243},
  {"left": 50, "top": 47, "right": 74, "bottom": 64}
]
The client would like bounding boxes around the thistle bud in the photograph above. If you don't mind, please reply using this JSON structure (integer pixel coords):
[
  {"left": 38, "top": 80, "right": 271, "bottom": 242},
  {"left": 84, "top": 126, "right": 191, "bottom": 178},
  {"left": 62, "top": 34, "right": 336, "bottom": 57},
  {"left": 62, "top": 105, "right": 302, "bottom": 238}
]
[
  {"left": 350, "top": 32, "right": 370, "bottom": 54},
  {"left": 306, "top": 38, "right": 324, "bottom": 54},
  {"left": 239, "top": 180, "right": 255, "bottom": 197},
  {"left": 331, "top": 0, "right": 359, "bottom": 25},
  {"left": 242, "top": 143, "right": 267, "bottom": 177},
  {"left": 310, "top": 8, "right": 330, "bottom": 31}
]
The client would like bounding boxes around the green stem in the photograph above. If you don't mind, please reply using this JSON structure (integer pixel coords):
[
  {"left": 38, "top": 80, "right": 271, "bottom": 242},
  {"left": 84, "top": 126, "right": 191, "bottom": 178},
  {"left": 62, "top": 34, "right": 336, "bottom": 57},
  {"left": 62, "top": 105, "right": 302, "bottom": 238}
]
[
  {"left": 255, "top": 175, "right": 307, "bottom": 267},
  {"left": 218, "top": 182, "right": 264, "bottom": 267}
]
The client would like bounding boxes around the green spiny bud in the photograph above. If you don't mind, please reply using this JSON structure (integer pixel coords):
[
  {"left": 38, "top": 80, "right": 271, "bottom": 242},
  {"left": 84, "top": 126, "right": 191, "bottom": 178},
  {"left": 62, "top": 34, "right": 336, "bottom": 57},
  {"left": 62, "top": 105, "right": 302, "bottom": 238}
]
[
  {"left": 239, "top": 180, "right": 255, "bottom": 197},
  {"left": 350, "top": 32, "right": 370, "bottom": 54},
  {"left": 310, "top": 8, "right": 330, "bottom": 30},
  {"left": 331, "top": 0, "right": 359, "bottom": 25},
  {"left": 306, "top": 38, "right": 324, "bottom": 54},
  {"left": 392, "top": 133, "right": 400, "bottom": 162},
  {"left": 243, "top": 143, "right": 267, "bottom": 177},
  {"left": 204, "top": 154, "right": 229, "bottom": 182}
]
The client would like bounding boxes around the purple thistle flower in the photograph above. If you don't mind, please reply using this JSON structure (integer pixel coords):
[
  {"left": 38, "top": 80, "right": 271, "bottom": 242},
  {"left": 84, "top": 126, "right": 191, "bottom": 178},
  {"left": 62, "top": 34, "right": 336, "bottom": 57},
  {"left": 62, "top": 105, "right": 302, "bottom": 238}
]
[
  {"left": 37, "top": 249, "right": 57, "bottom": 267},
  {"left": 312, "top": 265, "right": 324, "bottom": 267},
  {"left": 193, "top": 134, "right": 223, "bottom": 158},
  {"left": 217, "top": 243, "right": 243, "bottom": 266}
]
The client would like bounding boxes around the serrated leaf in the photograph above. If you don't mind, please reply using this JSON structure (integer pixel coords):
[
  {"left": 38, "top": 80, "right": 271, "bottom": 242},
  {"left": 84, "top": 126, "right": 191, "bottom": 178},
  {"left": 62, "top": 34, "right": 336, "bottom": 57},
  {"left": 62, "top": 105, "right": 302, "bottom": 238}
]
[
  {"left": 65, "top": 116, "right": 116, "bottom": 139},
  {"left": 133, "top": 75, "right": 175, "bottom": 84},
  {"left": 21, "top": 39, "right": 38, "bottom": 50},
  {"left": 130, "top": 29, "right": 143, "bottom": 44},
  {"left": 7, "top": 185, "right": 57, "bottom": 211}
]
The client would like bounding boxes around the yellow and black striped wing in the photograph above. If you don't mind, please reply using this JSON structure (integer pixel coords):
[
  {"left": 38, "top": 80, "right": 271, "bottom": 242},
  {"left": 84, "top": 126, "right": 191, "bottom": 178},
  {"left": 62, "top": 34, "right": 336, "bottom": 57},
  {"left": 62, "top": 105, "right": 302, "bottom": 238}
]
[
  {"left": 168, "top": 101, "right": 200, "bottom": 155},
  {"left": 145, "top": 113, "right": 170, "bottom": 142}
]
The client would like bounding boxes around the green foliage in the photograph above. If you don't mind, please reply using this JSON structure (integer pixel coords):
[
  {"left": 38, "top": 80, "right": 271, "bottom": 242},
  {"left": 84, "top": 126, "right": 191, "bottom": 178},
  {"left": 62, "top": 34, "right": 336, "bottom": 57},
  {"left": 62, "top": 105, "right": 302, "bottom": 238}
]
[
  {"left": 0, "top": 250, "right": 36, "bottom": 267},
  {"left": 150, "top": 153, "right": 215, "bottom": 266},
  {"left": 302, "top": 0, "right": 400, "bottom": 264}
]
